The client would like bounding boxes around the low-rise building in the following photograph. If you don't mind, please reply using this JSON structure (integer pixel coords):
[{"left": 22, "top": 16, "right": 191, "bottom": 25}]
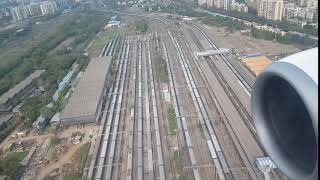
[
  {"left": 241, "top": 55, "right": 272, "bottom": 75},
  {"left": 0, "top": 114, "right": 13, "bottom": 130},
  {"left": 0, "top": 70, "right": 45, "bottom": 111},
  {"left": 104, "top": 20, "right": 121, "bottom": 29},
  {"left": 60, "top": 56, "right": 112, "bottom": 126}
]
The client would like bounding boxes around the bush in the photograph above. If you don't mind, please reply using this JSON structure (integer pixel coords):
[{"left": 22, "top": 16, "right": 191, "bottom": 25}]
[
  {"left": 167, "top": 107, "right": 177, "bottom": 135},
  {"left": 205, "top": 7, "right": 318, "bottom": 36},
  {"left": 0, "top": 151, "right": 28, "bottom": 178},
  {"left": 135, "top": 20, "right": 148, "bottom": 33}
]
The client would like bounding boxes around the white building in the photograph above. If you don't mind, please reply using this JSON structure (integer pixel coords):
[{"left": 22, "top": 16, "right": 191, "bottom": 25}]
[
  {"left": 283, "top": 3, "right": 298, "bottom": 19},
  {"left": 40, "top": 1, "right": 58, "bottom": 15},
  {"left": 27, "top": 3, "right": 42, "bottom": 16},
  {"left": 257, "top": 0, "right": 283, "bottom": 21},
  {"left": 224, "top": 0, "right": 231, "bottom": 10},
  {"left": 230, "top": 2, "right": 249, "bottom": 12},
  {"left": 214, "top": 0, "right": 224, "bottom": 8}
]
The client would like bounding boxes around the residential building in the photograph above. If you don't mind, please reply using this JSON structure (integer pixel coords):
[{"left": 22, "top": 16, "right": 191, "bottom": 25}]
[
  {"left": 207, "top": 0, "right": 214, "bottom": 7},
  {"left": 307, "top": 0, "right": 317, "bottom": 8},
  {"left": 214, "top": 0, "right": 224, "bottom": 8},
  {"left": 224, "top": 0, "right": 231, "bottom": 10},
  {"left": 283, "top": 3, "right": 298, "bottom": 19},
  {"left": 55, "top": 0, "right": 68, "bottom": 8},
  {"left": 10, "top": 6, "right": 28, "bottom": 21},
  {"left": 40, "top": 1, "right": 58, "bottom": 15},
  {"left": 27, "top": 3, "right": 42, "bottom": 16},
  {"left": 299, "top": 0, "right": 306, "bottom": 7},
  {"left": 198, "top": 0, "right": 208, "bottom": 6},
  {"left": 230, "top": 2, "right": 249, "bottom": 12},
  {"left": 257, "top": 0, "right": 284, "bottom": 21},
  {"left": 283, "top": 2, "right": 317, "bottom": 22}
]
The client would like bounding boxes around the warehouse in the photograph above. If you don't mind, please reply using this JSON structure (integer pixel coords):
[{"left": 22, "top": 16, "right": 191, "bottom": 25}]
[
  {"left": 0, "top": 70, "right": 45, "bottom": 112},
  {"left": 60, "top": 56, "right": 112, "bottom": 126}
]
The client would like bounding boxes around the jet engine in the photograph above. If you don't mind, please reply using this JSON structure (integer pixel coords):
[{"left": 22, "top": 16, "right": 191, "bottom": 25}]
[{"left": 251, "top": 47, "right": 318, "bottom": 180}]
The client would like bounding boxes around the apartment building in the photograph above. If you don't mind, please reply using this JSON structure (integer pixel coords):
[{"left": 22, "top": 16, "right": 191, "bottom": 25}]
[
  {"left": 230, "top": 2, "right": 249, "bottom": 12},
  {"left": 40, "top": 1, "right": 58, "bottom": 15},
  {"left": 10, "top": 0, "right": 57, "bottom": 22},
  {"left": 258, "top": 0, "right": 284, "bottom": 21},
  {"left": 214, "top": 0, "right": 224, "bottom": 8}
]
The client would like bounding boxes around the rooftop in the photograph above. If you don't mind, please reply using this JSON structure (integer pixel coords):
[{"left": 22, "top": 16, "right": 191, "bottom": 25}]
[
  {"left": 60, "top": 56, "right": 111, "bottom": 121},
  {"left": 0, "top": 70, "right": 45, "bottom": 105},
  {"left": 241, "top": 56, "right": 272, "bottom": 75}
]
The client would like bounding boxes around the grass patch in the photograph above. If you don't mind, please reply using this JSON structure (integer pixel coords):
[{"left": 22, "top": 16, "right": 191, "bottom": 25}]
[
  {"left": 64, "top": 172, "right": 82, "bottom": 180},
  {"left": 63, "top": 143, "right": 90, "bottom": 179},
  {"left": 167, "top": 107, "right": 177, "bottom": 135},
  {"left": 81, "top": 154, "right": 92, "bottom": 180},
  {"left": 154, "top": 50, "right": 169, "bottom": 83},
  {"left": 135, "top": 19, "right": 148, "bottom": 33},
  {"left": 44, "top": 176, "right": 56, "bottom": 180},
  {"left": 87, "top": 30, "right": 121, "bottom": 57},
  {"left": 50, "top": 136, "right": 60, "bottom": 146}
]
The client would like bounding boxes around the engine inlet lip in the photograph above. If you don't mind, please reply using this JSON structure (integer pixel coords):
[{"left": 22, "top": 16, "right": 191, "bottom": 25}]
[{"left": 252, "top": 61, "right": 318, "bottom": 180}]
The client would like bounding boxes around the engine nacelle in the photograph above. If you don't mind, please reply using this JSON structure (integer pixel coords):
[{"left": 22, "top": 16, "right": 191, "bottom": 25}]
[{"left": 251, "top": 47, "right": 318, "bottom": 180}]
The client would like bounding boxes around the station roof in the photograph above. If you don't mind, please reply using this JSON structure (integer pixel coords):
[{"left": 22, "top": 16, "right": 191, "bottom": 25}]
[
  {"left": 0, "top": 70, "right": 45, "bottom": 105},
  {"left": 60, "top": 56, "right": 111, "bottom": 121}
]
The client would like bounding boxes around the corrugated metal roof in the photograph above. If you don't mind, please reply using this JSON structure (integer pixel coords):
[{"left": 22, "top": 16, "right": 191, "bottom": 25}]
[
  {"left": 60, "top": 56, "right": 111, "bottom": 121},
  {"left": 0, "top": 114, "right": 13, "bottom": 126},
  {"left": 241, "top": 56, "right": 272, "bottom": 75},
  {"left": 256, "top": 157, "right": 277, "bottom": 169},
  {"left": 0, "top": 70, "right": 45, "bottom": 105}
]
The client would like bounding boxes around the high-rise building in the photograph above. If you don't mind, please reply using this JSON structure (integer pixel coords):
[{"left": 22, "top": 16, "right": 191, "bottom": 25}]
[
  {"left": 214, "top": 0, "right": 224, "bottom": 8},
  {"left": 10, "top": 6, "right": 29, "bottom": 21},
  {"left": 207, "top": 0, "right": 214, "bottom": 7},
  {"left": 27, "top": 3, "right": 42, "bottom": 16},
  {"left": 55, "top": 0, "right": 68, "bottom": 8},
  {"left": 299, "top": 0, "right": 307, "bottom": 7},
  {"left": 258, "top": 0, "right": 284, "bottom": 21},
  {"left": 224, "top": 0, "right": 231, "bottom": 10},
  {"left": 231, "top": 2, "right": 249, "bottom": 12},
  {"left": 198, "top": 0, "right": 208, "bottom": 7},
  {"left": 40, "top": 1, "right": 58, "bottom": 15},
  {"left": 283, "top": 3, "right": 299, "bottom": 19}
]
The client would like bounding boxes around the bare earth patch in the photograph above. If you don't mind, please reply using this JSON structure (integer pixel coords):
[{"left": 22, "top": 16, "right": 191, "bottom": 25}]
[{"left": 202, "top": 24, "right": 301, "bottom": 56}]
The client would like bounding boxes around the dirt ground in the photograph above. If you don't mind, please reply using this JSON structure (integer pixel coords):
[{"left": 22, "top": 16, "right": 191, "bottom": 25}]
[
  {"left": 202, "top": 24, "right": 301, "bottom": 56},
  {"left": 36, "top": 142, "right": 83, "bottom": 180},
  {"left": 0, "top": 123, "right": 99, "bottom": 180}
]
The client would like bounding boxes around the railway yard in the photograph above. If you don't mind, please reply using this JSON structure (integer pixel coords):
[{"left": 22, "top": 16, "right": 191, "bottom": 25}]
[
  {"left": 0, "top": 9, "right": 298, "bottom": 180},
  {"left": 85, "top": 11, "right": 290, "bottom": 180}
]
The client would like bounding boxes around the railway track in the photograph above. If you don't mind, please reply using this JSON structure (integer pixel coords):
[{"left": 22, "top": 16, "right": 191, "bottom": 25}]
[
  {"left": 90, "top": 33, "right": 171, "bottom": 180},
  {"left": 147, "top": 34, "right": 166, "bottom": 180},
  {"left": 87, "top": 13, "right": 267, "bottom": 180},
  {"left": 91, "top": 37, "right": 130, "bottom": 180},
  {"left": 180, "top": 26, "right": 261, "bottom": 180},
  {"left": 186, "top": 22, "right": 258, "bottom": 139},
  {"left": 187, "top": 22, "right": 252, "bottom": 94},
  {"left": 161, "top": 36, "right": 202, "bottom": 180},
  {"left": 126, "top": 34, "right": 168, "bottom": 180},
  {"left": 180, "top": 22, "right": 267, "bottom": 179},
  {"left": 168, "top": 30, "right": 233, "bottom": 180}
]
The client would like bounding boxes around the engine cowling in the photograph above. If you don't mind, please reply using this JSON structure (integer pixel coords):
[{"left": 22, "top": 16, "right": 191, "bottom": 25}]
[{"left": 251, "top": 47, "right": 318, "bottom": 180}]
